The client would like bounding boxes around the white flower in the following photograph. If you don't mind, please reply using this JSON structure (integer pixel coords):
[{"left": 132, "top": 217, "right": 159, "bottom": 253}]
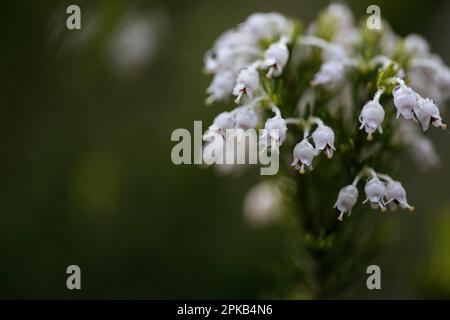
[
  {"left": 262, "top": 108, "right": 288, "bottom": 146},
  {"left": 262, "top": 41, "right": 289, "bottom": 78},
  {"left": 291, "top": 139, "right": 318, "bottom": 174},
  {"left": 241, "top": 12, "right": 290, "bottom": 41},
  {"left": 312, "top": 124, "right": 335, "bottom": 158},
  {"left": 233, "top": 67, "right": 260, "bottom": 104},
  {"left": 311, "top": 60, "right": 345, "bottom": 87},
  {"left": 334, "top": 185, "right": 358, "bottom": 221},
  {"left": 208, "top": 111, "right": 235, "bottom": 133},
  {"left": 206, "top": 71, "right": 236, "bottom": 104},
  {"left": 204, "top": 30, "right": 259, "bottom": 74},
  {"left": 235, "top": 106, "right": 258, "bottom": 130},
  {"left": 404, "top": 34, "right": 429, "bottom": 57},
  {"left": 411, "top": 136, "right": 439, "bottom": 170},
  {"left": 385, "top": 180, "right": 414, "bottom": 211},
  {"left": 363, "top": 177, "right": 386, "bottom": 211},
  {"left": 359, "top": 91, "right": 385, "bottom": 140},
  {"left": 416, "top": 98, "right": 446, "bottom": 131},
  {"left": 434, "top": 65, "right": 450, "bottom": 100},
  {"left": 243, "top": 181, "right": 282, "bottom": 226},
  {"left": 393, "top": 84, "right": 418, "bottom": 120},
  {"left": 202, "top": 132, "right": 225, "bottom": 165}
]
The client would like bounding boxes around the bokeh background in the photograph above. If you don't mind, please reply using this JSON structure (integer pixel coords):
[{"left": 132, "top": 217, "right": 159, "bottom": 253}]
[{"left": 0, "top": 0, "right": 449, "bottom": 299}]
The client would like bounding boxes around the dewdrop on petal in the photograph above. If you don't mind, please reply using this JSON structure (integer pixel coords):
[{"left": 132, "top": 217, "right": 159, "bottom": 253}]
[
  {"left": 334, "top": 185, "right": 358, "bottom": 221},
  {"left": 416, "top": 98, "right": 446, "bottom": 131},
  {"left": 385, "top": 180, "right": 414, "bottom": 212},
  {"left": 359, "top": 90, "right": 385, "bottom": 140},
  {"left": 262, "top": 41, "right": 289, "bottom": 78},
  {"left": 311, "top": 60, "right": 345, "bottom": 87},
  {"left": 312, "top": 124, "right": 335, "bottom": 158},
  {"left": 392, "top": 82, "right": 419, "bottom": 120},
  {"left": 291, "top": 139, "right": 318, "bottom": 174},
  {"left": 233, "top": 67, "right": 259, "bottom": 104},
  {"left": 363, "top": 177, "right": 387, "bottom": 211}
]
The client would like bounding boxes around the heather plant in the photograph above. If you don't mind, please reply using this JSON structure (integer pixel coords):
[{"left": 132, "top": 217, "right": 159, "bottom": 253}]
[{"left": 200, "top": 3, "right": 449, "bottom": 298}]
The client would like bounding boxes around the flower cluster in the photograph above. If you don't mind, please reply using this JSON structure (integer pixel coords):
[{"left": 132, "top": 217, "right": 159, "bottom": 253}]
[
  {"left": 291, "top": 118, "right": 335, "bottom": 174},
  {"left": 200, "top": 3, "right": 448, "bottom": 223},
  {"left": 204, "top": 13, "right": 295, "bottom": 105},
  {"left": 335, "top": 169, "right": 414, "bottom": 221}
]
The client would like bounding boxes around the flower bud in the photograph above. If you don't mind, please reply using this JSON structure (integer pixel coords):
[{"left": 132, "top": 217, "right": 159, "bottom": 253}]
[
  {"left": 291, "top": 139, "right": 318, "bottom": 174},
  {"left": 334, "top": 185, "right": 358, "bottom": 221}
]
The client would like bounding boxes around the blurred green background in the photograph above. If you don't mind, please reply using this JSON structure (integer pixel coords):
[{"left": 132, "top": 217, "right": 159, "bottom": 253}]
[{"left": 0, "top": 0, "right": 449, "bottom": 299}]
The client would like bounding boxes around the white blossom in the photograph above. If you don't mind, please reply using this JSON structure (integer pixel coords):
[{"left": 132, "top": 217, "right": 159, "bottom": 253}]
[
  {"left": 363, "top": 177, "right": 386, "bottom": 211},
  {"left": 241, "top": 12, "right": 290, "bottom": 41},
  {"left": 385, "top": 180, "right": 414, "bottom": 211},
  {"left": 291, "top": 139, "right": 318, "bottom": 174},
  {"left": 334, "top": 185, "right": 358, "bottom": 221},
  {"left": 208, "top": 111, "right": 235, "bottom": 133},
  {"left": 311, "top": 60, "right": 345, "bottom": 87},
  {"left": 235, "top": 106, "right": 258, "bottom": 130},
  {"left": 359, "top": 90, "right": 385, "bottom": 140},
  {"left": 411, "top": 136, "right": 439, "bottom": 169},
  {"left": 206, "top": 71, "right": 236, "bottom": 104},
  {"left": 202, "top": 132, "right": 225, "bottom": 165},
  {"left": 392, "top": 83, "right": 418, "bottom": 120},
  {"left": 262, "top": 41, "right": 289, "bottom": 78},
  {"left": 416, "top": 98, "right": 446, "bottom": 131},
  {"left": 262, "top": 108, "right": 288, "bottom": 146},
  {"left": 404, "top": 34, "right": 429, "bottom": 57},
  {"left": 233, "top": 67, "right": 260, "bottom": 104},
  {"left": 243, "top": 181, "right": 282, "bottom": 226},
  {"left": 312, "top": 124, "right": 335, "bottom": 158}
]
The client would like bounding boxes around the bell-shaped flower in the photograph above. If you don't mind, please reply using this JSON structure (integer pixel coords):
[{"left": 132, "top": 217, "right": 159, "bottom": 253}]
[
  {"left": 202, "top": 132, "right": 225, "bottom": 165},
  {"left": 385, "top": 180, "right": 414, "bottom": 211},
  {"left": 312, "top": 124, "right": 336, "bottom": 158},
  {"left": 393, "top": 84, "right": 418, "bottom": 120},
  {"left": 311, "top": 60, "right": 345, "bottom": 87},
  {"left": 206, "top": 71, "right": 236, "bottom": 104},
  {"left": 359, "top": 93, "right": 385, "bottom": 140},
  {"left": 233, "top": 67, "right": 259, "bottom": 104},
  {"left": 334, "top": 185, "right": 358, "bottom": 221},
  {"left": 262, "top": 41, "right": 289, "bottom": 78},
  {"left": 241, "top": 13, "right": 289, "bottom": 41},
  {"left": 207, "top": 111, "right": 235, "bottom": 136},
  {"left": 363, "top": 177, "right": 386, "bottom": 211},
  {"left": 291, "top": 139, "right": 318, "bottom": 174},
  {"left": 416, "top": 98, "right": 446, "bottom": 131},
  {"left": 262, "top": 108, "right": 288, "bottom": 146},
  {"left": 235, "top": 106, "right": 258, "bottom": 130}
]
